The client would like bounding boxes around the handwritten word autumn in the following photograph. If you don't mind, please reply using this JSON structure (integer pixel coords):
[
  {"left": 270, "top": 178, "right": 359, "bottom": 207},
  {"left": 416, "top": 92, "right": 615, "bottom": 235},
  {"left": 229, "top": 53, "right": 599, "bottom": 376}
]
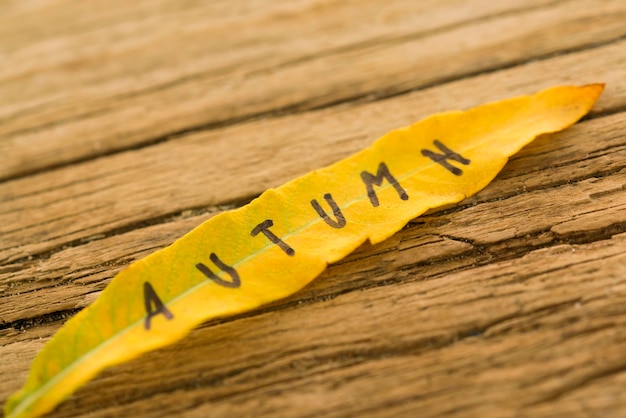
[{"left": 143, "top": 140, "right": 470, "bottom": 329}]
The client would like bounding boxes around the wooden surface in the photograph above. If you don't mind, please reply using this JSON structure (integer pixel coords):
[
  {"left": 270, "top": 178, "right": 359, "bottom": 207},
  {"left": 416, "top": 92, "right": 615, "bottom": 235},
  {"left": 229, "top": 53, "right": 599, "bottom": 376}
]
[{"left": 1, "top": 1, "right": 626, "bottom": 416}]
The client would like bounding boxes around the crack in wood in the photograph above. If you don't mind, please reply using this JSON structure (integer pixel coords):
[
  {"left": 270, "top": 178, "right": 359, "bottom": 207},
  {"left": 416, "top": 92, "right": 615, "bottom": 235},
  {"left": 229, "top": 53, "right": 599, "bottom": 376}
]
[
  {"left": 3, "top": 219, "right": 621, "bottom": 337},
  {"left": 3, "top": 133, "right": 624, "bottom": 268}
]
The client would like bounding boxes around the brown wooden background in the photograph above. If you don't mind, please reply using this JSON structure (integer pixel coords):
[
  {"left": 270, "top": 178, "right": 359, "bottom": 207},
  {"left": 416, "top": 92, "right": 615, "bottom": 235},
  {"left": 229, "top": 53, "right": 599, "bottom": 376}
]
[{"left": 2, "top": 1, "right": 626, "bottom": 417}]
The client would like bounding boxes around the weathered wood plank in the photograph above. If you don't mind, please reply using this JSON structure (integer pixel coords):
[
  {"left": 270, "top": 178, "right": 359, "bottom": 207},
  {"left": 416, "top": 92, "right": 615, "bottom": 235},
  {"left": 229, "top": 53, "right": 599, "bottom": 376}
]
[
  {"left": 2, "top": 39, "right": 626, "bottom": 264},
  {"left": 2, "top": 0, "right": 625, "bottom": 179},
  {"left": 2, "top": 233, "right": 624, "bottom": 416}
]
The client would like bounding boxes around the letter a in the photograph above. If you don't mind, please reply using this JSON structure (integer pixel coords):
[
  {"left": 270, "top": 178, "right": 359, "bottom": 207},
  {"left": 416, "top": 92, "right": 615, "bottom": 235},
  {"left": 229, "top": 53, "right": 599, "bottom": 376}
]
[{"left": 143, "top": 281, "right": 174, "bottom": 330}]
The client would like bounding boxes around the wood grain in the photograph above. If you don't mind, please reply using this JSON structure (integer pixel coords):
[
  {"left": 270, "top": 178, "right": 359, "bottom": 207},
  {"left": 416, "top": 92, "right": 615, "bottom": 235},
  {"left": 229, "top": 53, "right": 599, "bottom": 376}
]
[
  {"left": 1, "top": 0, "right": 625, "bottom": 417},
  {"left": 2, "top": 0, "right": 626, "bottom": 180}
]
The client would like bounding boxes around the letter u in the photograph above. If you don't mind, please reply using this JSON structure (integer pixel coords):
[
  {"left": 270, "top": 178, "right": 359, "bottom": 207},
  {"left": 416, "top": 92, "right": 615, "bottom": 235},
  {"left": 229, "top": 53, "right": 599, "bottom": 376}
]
[{"left": 195, "top": 253, "right": 241, "bottom": 288}]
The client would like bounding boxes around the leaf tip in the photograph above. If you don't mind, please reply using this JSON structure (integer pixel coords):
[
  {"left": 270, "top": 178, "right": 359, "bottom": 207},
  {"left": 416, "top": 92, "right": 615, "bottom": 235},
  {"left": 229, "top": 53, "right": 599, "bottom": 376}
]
[{"left": 581, "top": 82, "right": 605, "bottom": 100}]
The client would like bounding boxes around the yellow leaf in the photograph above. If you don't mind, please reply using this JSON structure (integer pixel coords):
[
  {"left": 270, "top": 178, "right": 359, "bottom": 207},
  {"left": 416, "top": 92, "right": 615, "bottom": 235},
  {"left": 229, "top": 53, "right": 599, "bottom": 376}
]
[{"left": 5, "top": 84, "right": 603, "bottom": 418}]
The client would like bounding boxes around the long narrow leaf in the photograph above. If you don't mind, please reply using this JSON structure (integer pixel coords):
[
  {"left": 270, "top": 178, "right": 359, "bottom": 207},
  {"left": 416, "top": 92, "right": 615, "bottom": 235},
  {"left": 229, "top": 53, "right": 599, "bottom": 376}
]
[{"left": 5, "top": 84, "right": 603, "bottom": 418}]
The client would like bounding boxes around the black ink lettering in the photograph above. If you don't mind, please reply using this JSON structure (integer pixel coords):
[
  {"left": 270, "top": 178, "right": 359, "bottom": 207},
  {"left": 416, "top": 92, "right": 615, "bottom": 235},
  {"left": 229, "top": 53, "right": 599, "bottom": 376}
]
[
  {"left": 310, "top": 193, "right": 346, "bottom": 229},
  {"left": 421, "top": 140, "right": 470, "bottom": 176},
  {"left": 251, "top": 219, "right": 295, "bottom": 256},
  {"left": 360, "top": 162, "right": 409, "bottom": 207},
  {"left": 195, "top": 253, "right": 241, "bottom": 288},
  {"left": 143, "top": 281, "right": 174, "bottom": 331}
]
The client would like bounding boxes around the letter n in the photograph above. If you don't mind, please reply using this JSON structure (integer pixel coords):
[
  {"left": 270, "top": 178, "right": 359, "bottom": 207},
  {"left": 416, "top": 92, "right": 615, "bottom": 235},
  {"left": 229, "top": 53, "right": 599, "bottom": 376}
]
[{"left": 421, "top": 140, "right": 470, "bottom": 176}]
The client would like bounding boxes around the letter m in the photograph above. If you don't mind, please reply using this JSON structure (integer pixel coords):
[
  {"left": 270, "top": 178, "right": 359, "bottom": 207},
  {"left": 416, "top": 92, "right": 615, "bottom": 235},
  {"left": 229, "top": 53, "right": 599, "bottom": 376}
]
[{"left": 360, "top": 162, "right": 408, "bottom": 207}]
